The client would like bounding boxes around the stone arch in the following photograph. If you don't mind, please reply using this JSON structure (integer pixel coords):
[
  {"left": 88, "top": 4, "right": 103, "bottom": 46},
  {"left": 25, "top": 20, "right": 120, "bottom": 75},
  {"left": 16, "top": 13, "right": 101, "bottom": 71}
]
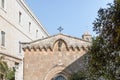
[
  {"left": 53, "top": 39, "right": 68, "bottom": 51},
  {"left": 44, "top": 66, "right": 68, "bottom": 80}
]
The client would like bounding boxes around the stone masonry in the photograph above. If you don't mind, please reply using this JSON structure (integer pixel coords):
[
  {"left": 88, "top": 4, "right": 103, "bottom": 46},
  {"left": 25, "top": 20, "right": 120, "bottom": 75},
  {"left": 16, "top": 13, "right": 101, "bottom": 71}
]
[{"left": 23, "top": 33, "right": 91, "bottom": 80}]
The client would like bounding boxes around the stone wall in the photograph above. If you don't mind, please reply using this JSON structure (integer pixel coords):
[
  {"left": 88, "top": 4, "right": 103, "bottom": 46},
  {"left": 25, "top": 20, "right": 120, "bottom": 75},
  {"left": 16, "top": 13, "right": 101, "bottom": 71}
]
[{"left": 23, "top": 34, "right": 91, "bottom": 80}]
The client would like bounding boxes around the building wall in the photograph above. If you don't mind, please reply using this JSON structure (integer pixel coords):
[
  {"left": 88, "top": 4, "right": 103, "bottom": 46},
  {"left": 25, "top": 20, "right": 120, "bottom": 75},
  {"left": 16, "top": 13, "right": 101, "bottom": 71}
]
[
  {"left": 24, "top": 48, "right": 87, "bottom": 80},
  {"left": 23, "top": 34, "right": 91, "bottom": 80},
  {"left": 0, "top": 0, "right": 49, "bottom": 80},
  {"left": 0, "top": 0, "right": 49, "bottom": 58}
]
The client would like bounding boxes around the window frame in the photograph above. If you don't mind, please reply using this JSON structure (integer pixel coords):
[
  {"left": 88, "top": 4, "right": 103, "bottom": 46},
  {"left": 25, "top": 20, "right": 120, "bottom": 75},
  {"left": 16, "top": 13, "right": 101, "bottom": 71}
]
[
  {"left": 19, "top": 12, "right": 22, "bottom": 23},
  {"left": 1, "top": 31, "right": 5, "bottom": 47},
  {"left": 36, "top": 29, "right": 38, "bottom": 38},
  {"left": 1, "top": 0, "right": 5, "bottom": 9},
  {"left": 29, "top": 22, "right": 31, "bottom": 32},
  {"left": 19, "top": 41, "right": 21, "bottom": 53}
]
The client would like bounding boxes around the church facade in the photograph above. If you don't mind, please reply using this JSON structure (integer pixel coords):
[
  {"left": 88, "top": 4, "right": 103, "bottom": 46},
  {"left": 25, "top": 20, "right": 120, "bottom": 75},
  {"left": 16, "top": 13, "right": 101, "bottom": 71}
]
[{"left": 23, "top": 33, "right": 91, "bottom": 80}]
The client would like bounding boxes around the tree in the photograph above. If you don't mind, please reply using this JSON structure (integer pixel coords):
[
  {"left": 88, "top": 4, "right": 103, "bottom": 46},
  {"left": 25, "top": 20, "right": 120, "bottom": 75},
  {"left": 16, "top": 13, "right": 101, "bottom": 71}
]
[
  {"left": 89, "top": 0, "right": 120, "bottom": 79},
  {"left": 69, "top": 71, "right": 87, "bottom": 80},
  {"left": 0, "top": 56, "right": 8, "bottom": 80},
  {"left": 6, "top": 69, "right": 15, "bottom": 80},
  {"left": 69, "top": 0, "right": 120, "bottom": 80},
  {"left": 0, "top": 56, "right": 15, "bottom": 80}
]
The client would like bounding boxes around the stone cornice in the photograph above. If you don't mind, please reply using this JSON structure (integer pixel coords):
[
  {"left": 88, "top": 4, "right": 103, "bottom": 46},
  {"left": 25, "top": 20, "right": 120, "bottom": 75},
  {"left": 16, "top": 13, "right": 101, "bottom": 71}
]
[
  {"left": 0, "top": 51, "right": 22, "bottom": 61},
  {"left": 22, "top": 34, "right": 91, "bottom": 52}
]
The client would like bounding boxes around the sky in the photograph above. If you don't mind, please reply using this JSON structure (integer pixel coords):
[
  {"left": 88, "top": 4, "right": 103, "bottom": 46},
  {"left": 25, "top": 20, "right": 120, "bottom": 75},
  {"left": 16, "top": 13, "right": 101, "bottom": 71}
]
[{"left": 25, "top": 0, "right": 113, "bottom": 38}]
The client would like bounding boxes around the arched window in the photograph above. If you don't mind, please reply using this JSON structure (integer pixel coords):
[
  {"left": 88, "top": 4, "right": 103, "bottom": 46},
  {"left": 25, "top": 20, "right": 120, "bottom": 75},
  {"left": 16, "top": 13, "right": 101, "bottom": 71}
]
[{"left": 54, "top": 75, "right": 66, "bottom": 80}]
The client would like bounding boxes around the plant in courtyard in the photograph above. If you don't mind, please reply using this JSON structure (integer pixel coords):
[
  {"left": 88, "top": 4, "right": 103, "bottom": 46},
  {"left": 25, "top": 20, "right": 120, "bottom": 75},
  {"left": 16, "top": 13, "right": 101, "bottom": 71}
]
[
  {"left": 6, "top": 69, "right": 15, "bottom": 80},
  {"left": 0, "top": 56, "right": 15, "bottom": 80},
  {"left": 0, "top": 56, "right": 8, "bottom": 80}
]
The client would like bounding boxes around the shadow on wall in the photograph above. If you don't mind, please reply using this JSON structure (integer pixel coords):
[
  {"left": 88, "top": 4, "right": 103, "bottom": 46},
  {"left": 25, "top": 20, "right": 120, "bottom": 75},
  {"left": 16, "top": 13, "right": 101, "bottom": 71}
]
[{"left": 45, "top": 53, "right": 89, "bottom": 80}]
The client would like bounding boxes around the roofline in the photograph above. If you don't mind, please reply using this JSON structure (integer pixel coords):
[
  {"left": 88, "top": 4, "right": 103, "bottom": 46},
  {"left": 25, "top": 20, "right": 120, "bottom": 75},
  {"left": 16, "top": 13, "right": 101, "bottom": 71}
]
[
  {"left": 22, "top": 33, "right": 91, "bottom": 44},
  {"left": 0, "top": 52, "right": 22, "bottom": 61},
  {"left": 16, "top": 0, "right": 49, "bottom": 36}
]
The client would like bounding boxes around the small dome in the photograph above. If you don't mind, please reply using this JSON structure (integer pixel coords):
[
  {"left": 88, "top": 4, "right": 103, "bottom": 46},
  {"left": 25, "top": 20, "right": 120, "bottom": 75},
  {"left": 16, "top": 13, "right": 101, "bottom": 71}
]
[
  {"left": 83, "top": 32, "right": 91, "bottom": 36},
  {"left": 82, "top": 32, "right": 92, "bottom": 42}
]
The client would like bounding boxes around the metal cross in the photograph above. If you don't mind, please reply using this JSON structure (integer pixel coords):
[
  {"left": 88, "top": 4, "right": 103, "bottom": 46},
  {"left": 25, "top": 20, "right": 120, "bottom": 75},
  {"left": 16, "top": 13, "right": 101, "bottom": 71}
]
[{"left": 57, "top": 26, "right": 64, "bottom": 33}]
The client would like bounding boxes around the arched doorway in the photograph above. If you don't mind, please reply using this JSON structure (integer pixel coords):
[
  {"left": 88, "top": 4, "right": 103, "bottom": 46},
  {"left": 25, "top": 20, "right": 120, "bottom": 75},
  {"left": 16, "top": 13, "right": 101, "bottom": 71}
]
[{"left": 44, "top": 66, "right": 68, "bottom": 80}]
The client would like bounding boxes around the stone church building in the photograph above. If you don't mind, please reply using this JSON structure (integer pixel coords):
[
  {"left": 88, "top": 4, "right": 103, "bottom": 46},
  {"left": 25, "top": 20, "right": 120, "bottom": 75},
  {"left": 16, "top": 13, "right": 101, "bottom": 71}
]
[{"left": 22, "top": 33, "right": 91, "bottom": 80}]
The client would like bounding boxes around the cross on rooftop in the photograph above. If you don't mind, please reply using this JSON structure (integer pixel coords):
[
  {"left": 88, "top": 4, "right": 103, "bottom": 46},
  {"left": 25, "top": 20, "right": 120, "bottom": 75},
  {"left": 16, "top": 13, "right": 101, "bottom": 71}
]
[{"left": 57, "top": 26, "right": 64, "bottom": 33}]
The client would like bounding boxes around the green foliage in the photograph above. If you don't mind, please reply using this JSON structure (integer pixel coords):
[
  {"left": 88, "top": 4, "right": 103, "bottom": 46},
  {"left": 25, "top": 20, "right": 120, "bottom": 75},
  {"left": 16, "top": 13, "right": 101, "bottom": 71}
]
[
  {"left": 93, "top": 0, "right": 120, "bottom": 51},
  {"left": 6, "top": 69, "right": 15, "bottom": 80},
  {"left": 69, "top": 71, "right": 87, "bottom": 80},
  {"left": 0, "top": 56, "right": 15, "bottom": 80},
  {"left": 69, "top": 0, "right": 120, "bottom": 80},
  {"left": 0, "top": 56, "right": 8, "bottom": 80},
  {"left": 88, "top": 0, "right": 120, "bottom": 79}
]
